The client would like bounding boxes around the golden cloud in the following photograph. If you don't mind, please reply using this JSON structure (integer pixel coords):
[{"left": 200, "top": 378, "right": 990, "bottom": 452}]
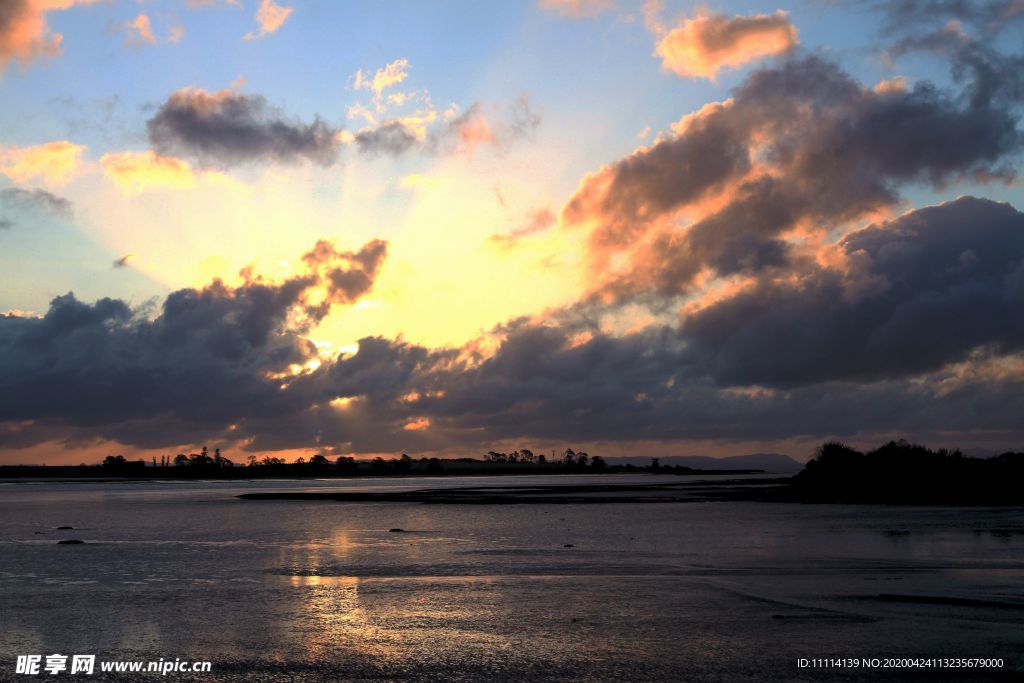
[
  {"left": 0, "top": 140, "right": 86, "bottom": 186},
  {"left": 99, "top": 150, "right": 197, "bottom": 193},
  {"left": 655, "top": 10, "right": 798, "bottom": 79}
]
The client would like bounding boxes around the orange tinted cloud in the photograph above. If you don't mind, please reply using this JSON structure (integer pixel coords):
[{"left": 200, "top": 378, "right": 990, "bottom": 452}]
[
  {"left": 99, "top": 150, "right": 197, "bottom": 192},
  {"left": 654, "top": 10, "right": 798, "bottom": 79},
  {"left": 0, "top": 0, "right": 102, "bottom": 69},
  {"left": 403, "top": 417, "right": 431, "bottom": 431},
  {"left": 0, "top": 140, "right": 85, "bottom": 185},
  {"left": 122, "top": 14, "right": 157, "bottom": 46},
  {"left": 244, "top": 0, "right": 293, "bottom": 40}
]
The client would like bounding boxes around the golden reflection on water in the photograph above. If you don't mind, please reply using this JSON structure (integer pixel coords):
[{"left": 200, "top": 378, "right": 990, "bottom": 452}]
[
  {"left": 275, "top": 528, "right": 403, "bottom": 660},
  {"left": 289, "top": 574, "right": 403, "bottom": 660},
  {"left": 273, "top": 523, "right": 513, "bottom": 662}
]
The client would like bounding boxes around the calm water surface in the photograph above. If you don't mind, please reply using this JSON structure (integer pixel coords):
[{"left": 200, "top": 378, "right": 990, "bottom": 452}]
[{"left": 1, "top": 475, "right": 1022, "bottom": 681}]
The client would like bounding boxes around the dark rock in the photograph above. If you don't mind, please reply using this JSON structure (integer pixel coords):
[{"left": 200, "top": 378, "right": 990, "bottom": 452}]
[
  {"left": 389, "top": 528, "right": 405, "bottom": 533},
  {"left": 56, "top": 526, "right": 74, "bottom": 530},
  {"left": 563, "top": 544, "right": 574, "bottom": 548},
  {"left": 57, "top": 539, "right": 84, "bottom": 545}
]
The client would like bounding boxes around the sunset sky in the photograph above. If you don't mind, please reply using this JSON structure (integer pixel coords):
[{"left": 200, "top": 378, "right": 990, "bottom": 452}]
[{"left": 2, "top": 0, "right": 1024, "bottom": 464}]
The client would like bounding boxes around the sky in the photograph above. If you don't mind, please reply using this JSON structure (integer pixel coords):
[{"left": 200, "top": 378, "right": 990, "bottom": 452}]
[{"left": 1, "top": 0, "right": 1024, "bottom": 464}]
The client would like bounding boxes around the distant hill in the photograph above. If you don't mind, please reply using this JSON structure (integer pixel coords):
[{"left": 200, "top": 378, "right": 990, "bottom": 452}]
[{"left": 606, "top": 453, "right": 802, "bottom": 472}]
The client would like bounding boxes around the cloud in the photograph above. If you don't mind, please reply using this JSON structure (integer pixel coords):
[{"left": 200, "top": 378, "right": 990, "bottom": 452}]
[
  {"left": 352, "top": 121, "right": 420, "bottom": 157},
  {"left": 0, "top": 237, "right": 389, "bottom": 450},
  {"left": 0, "top": 217, "right": 12, "bottom": 230},
  {"left": 563, "top": 54, "right": 1024, "bottom": 301},
  {"left": 868, "top": 0, "right": 1024, "bottom": 37},
  {"left": 117, "top": 13, "right": 184, "bottom": 47},
  {"left": 680, "top": 196, "right": 1024, "bottom": 386},
  {"left": 0, "top": 186, "right": 73, "bottom": 217},
  {"left": 167, "top": 24, "right": 185, "bottom": 44},
  {"left": 4, "top": 197, "right": 1024, "bottom": 456},
  {"left": 652, "top": 9, "right": 798, "bottom": 79},
  {"left": 243, "top": 0, "right": 293, "bottom": 40},
  {"left": 147, "top": 87, "right": 341, "bottom": 168},
  {"left": 490, "top": 207, "right": 557, "bottom": 249},
  {"left": 0, "top": 0, "right": 101, "bottom": 70},
  {"left": 537, "top": 0, "right": 614, "bottom": 18},
  {"left": 100, "top": 150, "right": 197, "bottom": 192},
  {"left": 120, "top": 14, "right": 156, "bottom": 46},
  {"left": 6, "top": 16, "right": 1024, "bottom": 459},
  {"left": 348, "top": 97, "right": 541, "bottom": 157},
  {"left": 301, "top": 238, "right": 389, "bottom": 314},
  {"left": 0, "top": 141, "right": 85, "bottom": 186},
  {"left": 353, "top": 58, "right": 410, "bottom": 96},
  {"left": 231, "top": 266, "right": 1024, "bottom": 454}
]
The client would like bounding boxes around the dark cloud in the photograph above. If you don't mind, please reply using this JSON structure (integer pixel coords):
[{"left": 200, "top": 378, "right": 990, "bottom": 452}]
[
  {"left": 681, "top": 197, "right": 1024, "bottom": 386},
  {"left": 0, "top": 238, "right": 388, "bottom": 449},
  {"left": 566, "top": 53, "right": 1023, "bottom": 302},
  {"left": 865, "top": 0, "right": 1024, "bottom": 36},
  {"left": 112, "top": 254, "right": 133, "bottom": 268},
  {"left": 353, "top": 121, "right": 419, "bottom": 157},
  {"left": 147, "top": 87, "right": 341, "bottom": 167},
  {"left": 228, "top": 285, "right": 1024, "bottom": 455},
  {"left": 563, "top": 99, "right": 750, "bottom": 252},
  {"left": 0, "top": 187, "right": 73, "bottom": 218},
  {"left": 301, "top": 238, "right": 388, "bottom": 315},
  {"left": 3, "top": 197, "right": 1022, "bottom": 456}
]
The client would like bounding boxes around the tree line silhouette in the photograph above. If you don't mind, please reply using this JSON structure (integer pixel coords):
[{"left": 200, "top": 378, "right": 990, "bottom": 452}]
[
  {"left": 84, "top": 446, "right": 646, "bottom": 478},
  {"left": 790, "top": 439, "right": 1024, "bottom": 504}
]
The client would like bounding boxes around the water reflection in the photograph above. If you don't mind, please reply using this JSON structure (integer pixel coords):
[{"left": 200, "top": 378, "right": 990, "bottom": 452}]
[{"left": 1, "top": 480, "right": 1023, "bottom": 679}]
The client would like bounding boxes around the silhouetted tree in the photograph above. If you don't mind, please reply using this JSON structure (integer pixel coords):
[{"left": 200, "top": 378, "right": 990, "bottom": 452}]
[{"left": 102, "top": 455, "right": 127, "bottom": 470}]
